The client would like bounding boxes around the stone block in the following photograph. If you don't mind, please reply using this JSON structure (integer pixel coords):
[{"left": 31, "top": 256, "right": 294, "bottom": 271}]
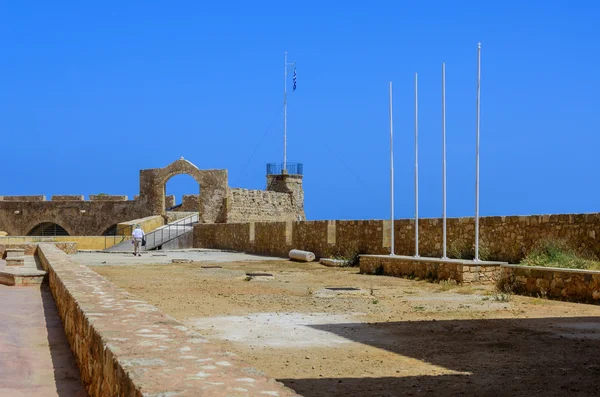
[
  {"left": 5, "top": 248, "right": 25, "bottom": 258},
  {"left": 89, "top": 194, "right": 128, "bottom": 201},
  {"left": 0, "top": 195, "right": 46, "bottom": 201},
  {"left": 6, "top": 257, "right": 25, "bottom": 266},
  {"left": 51, "top": 195, "right": 84, "bottom": 201}
]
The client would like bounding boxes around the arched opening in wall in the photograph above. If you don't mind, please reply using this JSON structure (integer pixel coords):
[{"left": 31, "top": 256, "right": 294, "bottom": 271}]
[
  {"left": 102, "top": 224, "right": 119, "bottom": 236},
  {"left": 164, "top": 174, "right": 200, "bottom": 213},
  {"left": 28, "top": 223, "right": 70, "bottom": 236}
]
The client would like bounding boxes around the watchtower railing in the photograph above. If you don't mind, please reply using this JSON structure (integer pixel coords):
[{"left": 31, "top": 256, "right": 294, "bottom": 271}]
[{"left": 266, "top": 162, "right": 303, "bottom": 176}]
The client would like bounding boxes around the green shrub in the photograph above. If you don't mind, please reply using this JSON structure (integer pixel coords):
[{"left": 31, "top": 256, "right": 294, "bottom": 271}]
[
  {"left": 520, "top": 238, "right": 600, "bottom": 270},
  {"left": 447, "top": 239, "right": 491, "bottom": 261}
]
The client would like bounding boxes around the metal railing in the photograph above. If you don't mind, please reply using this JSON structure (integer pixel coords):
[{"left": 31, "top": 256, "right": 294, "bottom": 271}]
[
  {"left": 143, "top": 212, "right": 199, "bottom": 250},
  {"left": 104, "top": 224, "right": 134, "bottom": 250},
  {"left": 266, "top": 162, "right": 303, "bottom": 176}
]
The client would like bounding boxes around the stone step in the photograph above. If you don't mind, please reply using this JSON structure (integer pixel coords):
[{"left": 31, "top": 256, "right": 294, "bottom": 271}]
[
  {"left": 6, "top": 256, "right": 25, "bottom": 266},
  {"left": 5, "top": 248, "right": 25, "bottom": 259}
]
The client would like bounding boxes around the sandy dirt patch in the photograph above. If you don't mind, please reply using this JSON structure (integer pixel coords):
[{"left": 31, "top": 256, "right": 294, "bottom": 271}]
[{"left": 93, "top": 259, "right": 600, "bottom": 397}]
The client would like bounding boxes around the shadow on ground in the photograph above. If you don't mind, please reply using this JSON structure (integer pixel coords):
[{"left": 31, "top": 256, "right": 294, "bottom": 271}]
[
  {"left": 280, "top": 317, "right": 600, "bottom": 397},
  {"left": 40, "top": 283, "right": 88, "bottom": 396}
]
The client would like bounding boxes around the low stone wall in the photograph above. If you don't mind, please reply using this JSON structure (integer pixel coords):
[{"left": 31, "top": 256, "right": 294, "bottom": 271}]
[
  {"left": 360, "top": 255, "right": 503, "bottom": 284},
  {"left": 117, "top": 215, "right": 165, "bottom": 235},
  {"left": 359, "top": 256, "right": 600, "bottom": 304},
  {"left": 165, "top": 195, "right": 175, "bottom": 208},
  {"left": 181, "top": 194, "right": 200, "bottom": 211},
  {"left": 226, "top": 189, "right": 302, "bottom": 222},
  {"left": 0, "top": 237, "right": 124, "bottom": 250},
  {"left": 194, "top": 213, "right": 600, "bottom": 263},
  {"left": 499, "top": 265, "right": 600, "bottom": 303},
  {"left": 37, "top": 244, "right": 297, "bottom": 397},
  {"left": 0, "top": 242, "right": 77, "bottom": 257}
]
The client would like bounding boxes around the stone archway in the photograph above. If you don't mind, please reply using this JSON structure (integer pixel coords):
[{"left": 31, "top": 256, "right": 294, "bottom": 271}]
[
  {"left": 137, "top": 158, "right": 228, "bottom": 223},
  {"left": 28, "top": 222, "right": 71, "bottom": 236}
]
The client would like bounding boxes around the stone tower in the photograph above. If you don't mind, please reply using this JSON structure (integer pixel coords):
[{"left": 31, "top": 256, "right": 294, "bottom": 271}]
[{"left": 266, "top": 164, "right": 305, "bottom": 221}]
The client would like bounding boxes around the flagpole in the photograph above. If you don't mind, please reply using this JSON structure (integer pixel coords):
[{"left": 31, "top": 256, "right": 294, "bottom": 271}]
[
  {"left": 475, "top": 42, "right": 481, "bottom": 261},
  {"left": 414, "top": 72, "right": 419, "bottom": 258},
  {"left": 389, "top": 82, "right": 395, "bottom": 256},
  {"left": 442, "top": 63, "right": 447, "bottom": 259},
  {"left": 283, "top": 51, "right": 288, "bottom": 172}
]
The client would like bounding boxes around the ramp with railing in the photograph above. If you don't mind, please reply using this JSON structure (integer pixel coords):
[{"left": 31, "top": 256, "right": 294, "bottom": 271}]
[
  {"left": 103, "top": 213, "right": 198, "bottom": 251},
  {"left": 143, "top": 213, "right": 198, "bottom": 250}
]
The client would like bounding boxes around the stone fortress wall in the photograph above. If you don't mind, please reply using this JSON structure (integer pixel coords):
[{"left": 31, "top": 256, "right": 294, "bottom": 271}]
[
  {"left": 194, "top": 213, "right": 600, "bottom": 264},
  {"left": 0, "top": 159, "right": 305, "bottom": 236}
]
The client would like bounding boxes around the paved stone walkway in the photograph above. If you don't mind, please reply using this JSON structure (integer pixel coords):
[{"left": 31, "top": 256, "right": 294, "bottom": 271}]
[
  {"left": 78, "top": 248, "right": 283, "bottom": 267},
  {"left": 0, "top": 285, "right": 87, "bottom": 397}
]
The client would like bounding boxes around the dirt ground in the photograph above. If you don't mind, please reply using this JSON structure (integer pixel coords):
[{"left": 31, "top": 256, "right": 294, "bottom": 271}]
[{"left": 93, "top": 259, "right": 600, "bottom": 397}]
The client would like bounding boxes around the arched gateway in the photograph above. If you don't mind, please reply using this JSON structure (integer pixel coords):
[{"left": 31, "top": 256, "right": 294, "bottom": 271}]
[{"left": 137, "top": 158, "right": 228, "bottom": 223}]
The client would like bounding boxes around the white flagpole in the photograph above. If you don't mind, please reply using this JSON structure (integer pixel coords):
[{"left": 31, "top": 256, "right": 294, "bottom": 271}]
[
  {"left": 442, "top": 63, "right": 447, "bottom": 259},
  {"left": 283, "top": 51, "right": 288, "bottom": 172},
  {"left": 475, "top": 42, "right": 481, "bottom": 261},
  {"left": 389, "top": 82, "right": 395, "bottom": 256},
  {"left": 414, "top": 72, "right": 419, "bottom": 258}
]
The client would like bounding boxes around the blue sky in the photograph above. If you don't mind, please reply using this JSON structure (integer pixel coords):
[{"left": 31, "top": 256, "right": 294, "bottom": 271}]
[{"left": 1, "top": 1, "right": 598, "bottom": 220}]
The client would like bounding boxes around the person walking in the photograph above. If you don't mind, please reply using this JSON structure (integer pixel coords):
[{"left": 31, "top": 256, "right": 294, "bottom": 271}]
[{"left": 131, "top": 224, "right": 145, "bottom": 256}]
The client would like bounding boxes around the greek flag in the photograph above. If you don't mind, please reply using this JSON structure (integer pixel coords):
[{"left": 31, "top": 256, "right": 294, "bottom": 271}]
[{"left": 293, "top": 68, "right": 297, "bottom": 91}]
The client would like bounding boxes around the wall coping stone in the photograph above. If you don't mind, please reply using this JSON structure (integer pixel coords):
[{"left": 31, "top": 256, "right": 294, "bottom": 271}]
[
  {"left": 89, "top": 194, "right": 128, "bottom": 201},
  {"left": 502, "top": 264, "right": 600, "bottom": 275},
  {"left": 51, "top": 195, "right": 85, "bottom": 201},
  {"left": 360, "top": 254, "right": 507, "bottom": 266},
  {"left": 0, "top": 195, "right": 46, "bottom": 201}
]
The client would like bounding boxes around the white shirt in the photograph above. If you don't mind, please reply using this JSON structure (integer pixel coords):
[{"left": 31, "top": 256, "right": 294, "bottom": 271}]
[{"left": 132, "top": 228, "right": 145, "bottom": 239}]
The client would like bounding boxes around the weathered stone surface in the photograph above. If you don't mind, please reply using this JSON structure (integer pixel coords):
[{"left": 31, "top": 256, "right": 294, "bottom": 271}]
[
  {"left": 195, "top": 213, "right": 600, "bottom": 264},
  {"left": 0, "top": 242, "right": 76, "bottom": 257},
  {"left": 171, "top": 194, "right": 200, "bottom": 212},
  {"left": 226, "top": 188, "right": 303, "bottom": 223},
  {"left": 0, "top": 159, "right": 306, "bottom": 235},
  {"left": 89, "top": 194, "right": 128, "bottom": 201},
  {"left": 51, "top": 195, "right": 85, "bottom": 201},
  {"left": 265, "top": 174, "right": 305, "bottom": 221},
  {"left": 320, "top": 258, "right": 347, "bottom": 267},
  {"left": 164, "top": 195, "right": 175, "bottom": 209},
  {"left": 359, "top": 255, "right": 503, "bottom": 285},
  {"left": 0, "top": 199, "right": 149, "bottom": 236},
  {"left": 0, "top": 195, "right": 46, "bottom": 201},
  {"left": 37, "top": 243, "right": 298, "bottom": 397},
  {"left": 138, "top": 158, "right": 227, "bottom": 223},
  {"left": 500, "top": 265, "right": 600, "bottom": 303}
]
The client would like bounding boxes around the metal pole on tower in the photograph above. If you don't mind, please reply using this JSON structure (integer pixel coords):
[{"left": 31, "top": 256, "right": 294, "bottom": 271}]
[
  {"left": 475, "top": 42, "right": 481, "bottom": 261},
  {"left": 283, "top": 51, "right": 288, "bottom": 172},
  {"left": 414, "top": 72, "right": 419, "bottom": 258},
  {"left": 389, "top": 82, "right": 395, "bottom": 256},
  {"left": 442, "top": 63, "right": 447, "bottom": 259}
]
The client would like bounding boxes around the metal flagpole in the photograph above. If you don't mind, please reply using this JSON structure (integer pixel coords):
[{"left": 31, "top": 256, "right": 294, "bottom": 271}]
[
  {"left": 414, "top": 73, "right": 419, "bottom": 258},
  {"left": 283, "top": 51, "right": 288, "bottom": 172},
  {"left": 389, "top": 82, "right": 395, "bottom": 256},
  {"left": 475, "top": 42, "right": 481, "bottom": 261},
  {"left": 442, "top": 63, "right": 447, "bottom": 259}
]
